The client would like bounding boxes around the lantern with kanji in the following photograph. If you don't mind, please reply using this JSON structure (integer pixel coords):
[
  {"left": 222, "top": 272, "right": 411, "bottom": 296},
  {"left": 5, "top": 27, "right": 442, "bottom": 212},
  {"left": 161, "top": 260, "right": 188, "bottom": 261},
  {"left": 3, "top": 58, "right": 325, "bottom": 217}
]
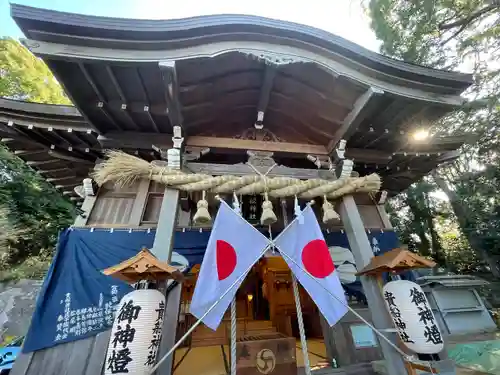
[
  {"left": 102, "top": 248, "right": 183, "bottom": 375},
  {"left": 383, "top": 280, "right": 444, "bottom": 354}
]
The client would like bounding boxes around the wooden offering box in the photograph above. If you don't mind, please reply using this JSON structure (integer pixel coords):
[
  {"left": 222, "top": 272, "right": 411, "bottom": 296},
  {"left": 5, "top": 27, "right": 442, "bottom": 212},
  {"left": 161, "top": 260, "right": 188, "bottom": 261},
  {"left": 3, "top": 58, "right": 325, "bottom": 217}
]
[{"left": 232, "top": 333, "right": 297, "bottom": 375}]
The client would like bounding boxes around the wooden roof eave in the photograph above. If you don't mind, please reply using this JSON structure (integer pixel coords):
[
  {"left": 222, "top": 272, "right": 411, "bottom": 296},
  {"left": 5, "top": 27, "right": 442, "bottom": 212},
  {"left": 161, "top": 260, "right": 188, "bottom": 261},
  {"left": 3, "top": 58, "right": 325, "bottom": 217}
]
[
  {"left": 102, "top": 248, "right": 184, "bottom": 283},
  {"left": 11, "top": 4, "right": 472, "bottom": 91},
  {"left": 0, "top": 97, "right": 80, "bottom": 117},
  {"left": 357, "top": 248, "right": 436, "bottom": 276},
  {"left": 20, "top": 38, "right": 468, "bottom": 109}
]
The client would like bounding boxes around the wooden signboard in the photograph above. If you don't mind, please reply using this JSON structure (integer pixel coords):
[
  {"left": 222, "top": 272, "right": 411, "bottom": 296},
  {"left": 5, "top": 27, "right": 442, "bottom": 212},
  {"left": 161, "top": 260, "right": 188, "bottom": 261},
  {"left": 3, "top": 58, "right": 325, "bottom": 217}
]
[
  {"left": 232, "top": 333, "right": 296, "bottom": 375},
  {"left": 241, "top": 195, "right": 263, "bottom": 225}
]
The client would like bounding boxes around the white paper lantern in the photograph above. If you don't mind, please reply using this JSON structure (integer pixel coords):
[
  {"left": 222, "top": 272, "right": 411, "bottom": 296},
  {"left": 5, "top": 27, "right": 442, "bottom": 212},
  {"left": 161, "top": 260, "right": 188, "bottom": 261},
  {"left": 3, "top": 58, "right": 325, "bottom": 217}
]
[
  {"left": 105, "top": 289, "right": 165, "bottom": 375},
  {"left": 383, "top": 280, "right": 444, "bottom": 354}
]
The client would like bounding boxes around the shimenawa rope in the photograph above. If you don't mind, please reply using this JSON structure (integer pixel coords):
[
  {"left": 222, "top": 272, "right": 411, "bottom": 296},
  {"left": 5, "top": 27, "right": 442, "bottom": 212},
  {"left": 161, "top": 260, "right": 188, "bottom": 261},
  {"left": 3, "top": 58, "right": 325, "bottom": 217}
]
[{"left": 93, "top": 151, "right": 381, "bottom": 226}]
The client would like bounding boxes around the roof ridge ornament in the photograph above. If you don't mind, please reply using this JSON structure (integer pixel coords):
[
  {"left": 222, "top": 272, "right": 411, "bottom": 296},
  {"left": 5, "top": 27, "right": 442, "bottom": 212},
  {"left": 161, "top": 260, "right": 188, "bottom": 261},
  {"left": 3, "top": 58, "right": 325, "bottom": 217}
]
[
  {"left": 234, "top": 127, "right": 282, "bottom": 142},
  {"left": 242, "top": 50, "right": 308, "bottom": 66}
]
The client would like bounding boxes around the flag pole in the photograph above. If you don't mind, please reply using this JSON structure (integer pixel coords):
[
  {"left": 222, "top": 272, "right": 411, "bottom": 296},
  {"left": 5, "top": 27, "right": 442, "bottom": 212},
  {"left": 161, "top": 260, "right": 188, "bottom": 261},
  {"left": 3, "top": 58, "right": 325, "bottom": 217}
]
[
  {"left": 281, "top": 198, "right": 312, "bottom": 375},
  {"left": 151, "top": 200, "right": 309, "bottom": 375},
  {"left": 150, "top": 243, "right": 271, "bottom": 374}
]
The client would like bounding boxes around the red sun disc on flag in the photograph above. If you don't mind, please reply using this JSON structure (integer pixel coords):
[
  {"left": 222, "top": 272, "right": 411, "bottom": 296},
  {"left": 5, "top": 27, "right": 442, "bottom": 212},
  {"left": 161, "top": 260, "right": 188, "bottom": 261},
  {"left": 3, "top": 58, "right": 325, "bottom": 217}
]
[
  {"left": 301, "top": 239, "right": 335, "bottom": 279},
  {"left": 216, "top": 240, "right": 237, "bottom": 281}
]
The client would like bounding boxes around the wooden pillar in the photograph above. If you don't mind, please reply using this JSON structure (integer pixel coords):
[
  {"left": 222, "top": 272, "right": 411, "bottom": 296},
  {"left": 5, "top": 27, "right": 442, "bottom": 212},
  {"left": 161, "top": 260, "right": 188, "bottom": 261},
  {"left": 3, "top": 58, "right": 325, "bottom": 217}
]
[
  {"left": 319, "top": 314, "right": 335, "bottom": 364},
  {"left": 338, "top": 195, "right": 408, "bottom": 375},
  {"left": 128, "top": 179, "right": 151, "bottom": 226},
  {"left": 73, "top": 194, "right": 97, "bottom": 226},
  {"left": 151, "top": 188, "right": 181, "bottom": 375}
]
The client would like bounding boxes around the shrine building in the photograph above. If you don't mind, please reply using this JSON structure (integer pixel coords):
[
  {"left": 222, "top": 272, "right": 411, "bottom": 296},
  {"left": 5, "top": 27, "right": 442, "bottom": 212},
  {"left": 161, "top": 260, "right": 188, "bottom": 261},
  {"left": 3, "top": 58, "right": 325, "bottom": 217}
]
[{"left": 2, "top": 4, "right": 488, "bottom": 375}]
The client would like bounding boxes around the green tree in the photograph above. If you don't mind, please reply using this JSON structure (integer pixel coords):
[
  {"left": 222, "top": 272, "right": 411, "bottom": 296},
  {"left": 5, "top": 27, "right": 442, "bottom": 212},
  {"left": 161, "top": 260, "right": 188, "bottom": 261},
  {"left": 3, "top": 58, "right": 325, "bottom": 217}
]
[
  {"left": 387, "top": 181, "right": 448, "bottom": 268},
  {"left": 368, "top": 0, "right": 500, "bottom": 276},
  {"left": 0, "top": 37, "right": 70, "bottom": 104},
  {"left": 0, "top": 38, "right": 75, "bottom": 280},
  {"left": 0, "top": 146, "right": 76, "bottom": 277}
]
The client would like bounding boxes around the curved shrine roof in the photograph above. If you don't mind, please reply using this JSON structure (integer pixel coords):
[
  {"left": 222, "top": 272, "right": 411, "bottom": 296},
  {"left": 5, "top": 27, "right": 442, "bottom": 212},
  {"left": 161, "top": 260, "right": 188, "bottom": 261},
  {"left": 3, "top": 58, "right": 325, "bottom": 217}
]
[{"left": 6, "top": 5, "right": 475, "bottom": 197}]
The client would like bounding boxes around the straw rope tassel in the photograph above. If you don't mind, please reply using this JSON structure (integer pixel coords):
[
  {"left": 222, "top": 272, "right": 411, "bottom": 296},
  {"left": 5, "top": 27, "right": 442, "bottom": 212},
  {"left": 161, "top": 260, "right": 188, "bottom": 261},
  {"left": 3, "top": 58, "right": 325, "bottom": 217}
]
[
  {"left": 280, "top": 199, "right": 311, "bottom": 375},
  {"left": 322, "top": 195, "right": 340, "bottom": 224},
  {"left": 261, "top": 192, "right": 277, "bottom": 225},
  {"left": 193, "top": 190, "right": 211, "bottom": 225}
]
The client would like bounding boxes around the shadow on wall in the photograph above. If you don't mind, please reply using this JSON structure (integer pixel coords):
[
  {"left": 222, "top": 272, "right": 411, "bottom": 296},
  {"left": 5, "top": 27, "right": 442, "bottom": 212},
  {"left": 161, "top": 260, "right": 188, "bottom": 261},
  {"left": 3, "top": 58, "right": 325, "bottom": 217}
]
[{"left": 0, "top": 280, "right": 42, "bottom": 343}]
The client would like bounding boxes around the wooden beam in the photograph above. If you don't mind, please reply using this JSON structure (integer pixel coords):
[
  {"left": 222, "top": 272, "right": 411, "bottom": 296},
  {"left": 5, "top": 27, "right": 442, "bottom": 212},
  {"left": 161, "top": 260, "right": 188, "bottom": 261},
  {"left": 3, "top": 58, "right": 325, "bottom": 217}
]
[
  {"left": 98, "top": 131, "right": 395, "bottom": 162},
  {"left": 345, "top": 148, "right": 392, "bottom": 164},
  {"left": 26, "top": 159, "right": 60, "bottom": 166},
  {"left": 13, "top": 149, "right": 46, "bottom": 156},
  {"left": 55, "top": 182, "right": 79, "bottom": 189},
  {"left": 189, "top": 135, "right": 329, "bottom": 155},
  {"left": 46, "top": 175, "right": 78, "bottom": 182},
  {"left": 436, "top": 149, "right": 461, "bottom": 163},
  {"left": 106, "top": 65, "right": 141, "bottom": 131},
  {"left": 328, "top": 87, "right": 384, "bottom": 153},
  {"left": 255, "top": 65, "right": 276, "bottom": 127},
  {"left": 39, "top": 167, "right": 70, "bottom": 174},
  {"left": 77, "top": 62, "right": 120, "bottom": 130},
  {"left": 0, "top": 115, "right": 89, "bottom": 132},
  {"left": 48, "top": 150, "right": 94, "bottom": 164},
  {"left": 98, "top": 131, "right": 328, "bottom": 155},
  {"left": 159, "top": 61, "right": 183, "bottom": 128}
]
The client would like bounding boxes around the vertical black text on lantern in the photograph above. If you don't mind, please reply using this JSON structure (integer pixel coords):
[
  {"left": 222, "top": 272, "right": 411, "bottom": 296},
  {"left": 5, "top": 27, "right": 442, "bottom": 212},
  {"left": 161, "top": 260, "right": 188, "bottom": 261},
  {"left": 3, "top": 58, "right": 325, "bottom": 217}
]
[
  {"left": 145, "top": 301, "right": 165, "bottom": 366},
  {"left": 409, "top": 287, "right": 443, "bottom": 345},
  {"left": 384, "top": 291, "right": 414, "bottom": 344},
  {"left": 107, "top": 300, "right": 142, "bottom": 374}
]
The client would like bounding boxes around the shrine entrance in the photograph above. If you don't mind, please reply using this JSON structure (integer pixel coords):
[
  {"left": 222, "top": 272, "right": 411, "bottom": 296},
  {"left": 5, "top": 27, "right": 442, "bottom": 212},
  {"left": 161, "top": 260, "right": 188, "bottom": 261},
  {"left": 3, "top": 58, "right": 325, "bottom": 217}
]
[{"left": 173, "top": 259, "right": 329, "bottom": 375}]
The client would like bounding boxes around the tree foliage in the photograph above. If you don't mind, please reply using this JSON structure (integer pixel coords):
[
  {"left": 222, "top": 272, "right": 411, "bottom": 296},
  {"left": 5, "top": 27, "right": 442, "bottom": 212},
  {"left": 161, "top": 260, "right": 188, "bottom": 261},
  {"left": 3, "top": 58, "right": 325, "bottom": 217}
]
[
  {"left": 0, "top": 37, "right": 70, "bottom": 104},
  {"left": 0, "top": 146, "right": 76, "bottom": 280},
  {"left": 0, "top": 39, "right": 75, "bottom": 280},
  {"left": 367, "top": 0, "right": 500, "bottom": 275}
]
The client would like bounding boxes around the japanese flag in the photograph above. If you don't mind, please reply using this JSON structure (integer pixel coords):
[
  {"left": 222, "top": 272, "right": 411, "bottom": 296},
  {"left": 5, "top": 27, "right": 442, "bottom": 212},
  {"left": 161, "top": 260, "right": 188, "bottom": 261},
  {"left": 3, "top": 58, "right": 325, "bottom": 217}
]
[
  {"left": 190, "top": 200, "right": 270, "bottom": 330},
  {"left": 274, "top": 206, "right": 348, "bottom": 326}
]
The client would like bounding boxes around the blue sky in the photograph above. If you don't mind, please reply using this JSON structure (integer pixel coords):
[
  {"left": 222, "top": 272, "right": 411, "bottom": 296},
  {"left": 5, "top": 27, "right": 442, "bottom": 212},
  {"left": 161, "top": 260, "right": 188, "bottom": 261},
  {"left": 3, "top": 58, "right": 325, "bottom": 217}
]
[{"left": 0, "top": 0, "right": 380, "bottom": 51}]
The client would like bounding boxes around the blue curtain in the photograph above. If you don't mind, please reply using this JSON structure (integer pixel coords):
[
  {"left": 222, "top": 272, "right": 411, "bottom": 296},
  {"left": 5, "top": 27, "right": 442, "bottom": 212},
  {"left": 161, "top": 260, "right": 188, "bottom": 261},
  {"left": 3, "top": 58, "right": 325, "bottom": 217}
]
[{"left": 23, "top": 227, "right": 401, "bottom": 353}]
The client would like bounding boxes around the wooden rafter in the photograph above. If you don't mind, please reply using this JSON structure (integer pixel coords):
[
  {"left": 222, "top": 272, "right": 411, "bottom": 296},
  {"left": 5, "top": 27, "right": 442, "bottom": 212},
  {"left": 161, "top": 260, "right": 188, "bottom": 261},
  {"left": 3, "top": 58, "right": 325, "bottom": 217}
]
[{"left": 327, "top": 87, "right": 384, "bottom": 153}]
